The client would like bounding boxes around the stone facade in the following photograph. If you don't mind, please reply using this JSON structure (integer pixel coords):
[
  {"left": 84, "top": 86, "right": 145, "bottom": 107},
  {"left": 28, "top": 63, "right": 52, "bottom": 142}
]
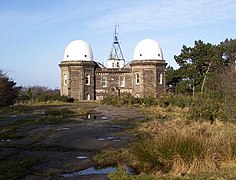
[
  {"left": 59, "top": 60, "right": 167, "bottom": 100},
  {"left": 59, "top": 38, "right": 167, "bottom": 100}
]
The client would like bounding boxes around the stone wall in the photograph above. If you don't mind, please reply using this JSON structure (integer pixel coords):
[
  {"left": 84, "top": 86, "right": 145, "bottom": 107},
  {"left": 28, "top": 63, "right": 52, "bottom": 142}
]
[
  {"left": 95, "top": 69, "right": 132, "bottom": 100},
  {"left": 59, "top": 60, "right": 167, "bottom": 100},
  {"left": 130, "top": 60, "right": 167, "bottom": 98},
  {"left": 59, "top": 61, "right": 96, "bottom": 100}
]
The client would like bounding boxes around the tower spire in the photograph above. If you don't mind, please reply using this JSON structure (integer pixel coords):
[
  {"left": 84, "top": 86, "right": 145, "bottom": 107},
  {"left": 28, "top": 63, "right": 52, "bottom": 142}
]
[{"left": 107, "top": 24, "right": 125, "bottom": 68}]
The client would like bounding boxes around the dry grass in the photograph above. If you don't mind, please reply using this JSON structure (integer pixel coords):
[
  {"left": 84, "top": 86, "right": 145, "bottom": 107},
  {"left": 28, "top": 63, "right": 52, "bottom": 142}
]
[{"left": 129, "top": 106, "right": 236, "bottom": 176}]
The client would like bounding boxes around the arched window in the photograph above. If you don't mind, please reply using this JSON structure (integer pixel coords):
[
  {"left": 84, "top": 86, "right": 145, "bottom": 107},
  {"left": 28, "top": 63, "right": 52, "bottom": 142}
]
[
  {"left": 85, "top": 74, "right": 90, "bottom": 85},
  {"left": 135, "top": 73, "right": 140, "bottom": 84}
]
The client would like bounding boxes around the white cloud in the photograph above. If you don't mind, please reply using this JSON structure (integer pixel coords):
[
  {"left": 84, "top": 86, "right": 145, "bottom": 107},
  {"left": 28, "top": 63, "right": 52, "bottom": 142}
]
[
  {"left": 88, "top": 0, "right": 236, "bottom": 32},
  {"left": 1, "top": 0, "right": 235, "bottom": 32}
]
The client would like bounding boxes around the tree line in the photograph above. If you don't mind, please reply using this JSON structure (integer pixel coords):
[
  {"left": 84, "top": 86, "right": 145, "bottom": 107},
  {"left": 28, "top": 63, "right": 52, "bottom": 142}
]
[
  {"left": 0, "top": 72, "right": 73, "bottom": 107},
  {"left": 0, "top": 38, "right": 235, "bottom": 107},
  {"left": 166, "top": 38, "right": 236, "bottom": 95}
]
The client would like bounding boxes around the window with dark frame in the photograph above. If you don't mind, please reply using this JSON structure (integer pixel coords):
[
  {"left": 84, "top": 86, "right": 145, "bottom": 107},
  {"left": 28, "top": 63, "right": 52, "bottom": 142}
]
[
  {"left": 135, "top": 73, "right": 140, "bottom": 84},
  {"left": 159, "top": 73, "right": 163, "bottom": 84},
  {"left": 64, "top": 74, "right": 67, "bottom": 85},
  {"left": 102, "top": 76, "right": 107, "bottom": 87},
  {"left": 120, "top": 76, "right": 125, "bottom": 87},
  {"left": 85, "top": 74, "right": 90, "bottom": 85}
]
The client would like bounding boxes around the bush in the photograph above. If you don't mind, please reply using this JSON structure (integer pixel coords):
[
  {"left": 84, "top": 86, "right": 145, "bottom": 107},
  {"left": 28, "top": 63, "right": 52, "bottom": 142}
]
[
  {"left": 17, "top": 94, "right": 74, "bottom": 104},
  {"left": 187, "top": 93, "right": 222, "bottom": 123},
  {"left": 0, "top": 70, "right": 21, "bottom": 106},
  {"left": 159, "top": 95, "right": 192, "bottom": 108},
  {"left": 36, "top": 94, "right": 74, "bottom": 103},
  {"left": 102, "top": 94, "right": 158, "bottom": 107}
]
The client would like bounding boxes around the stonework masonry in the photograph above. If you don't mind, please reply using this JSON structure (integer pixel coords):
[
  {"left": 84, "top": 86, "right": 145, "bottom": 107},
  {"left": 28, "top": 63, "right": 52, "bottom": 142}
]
[
  {"left": 59, "top": 60, "right": 167, "bottom": 100},
  {"left": 59, "top": 38, "right": 168, "bottom": 100}
]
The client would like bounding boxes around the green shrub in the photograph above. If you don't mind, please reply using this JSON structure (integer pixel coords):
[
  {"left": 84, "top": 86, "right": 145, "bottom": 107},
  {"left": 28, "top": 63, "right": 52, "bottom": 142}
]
[
  {"left": 159, "top": 95, "right": 192, "bottom": 108},
  {"left": 16, "top": 94, "right": 74, "bottom": 104},
  {"left": 187, "top": 93, "right": 222, "bottom": 122},
  {"left": 36, "top": 94, "right": 74, "bottom": 103},
  {"left": 102, "top": 94, "right": 158, "bottom": 107}
]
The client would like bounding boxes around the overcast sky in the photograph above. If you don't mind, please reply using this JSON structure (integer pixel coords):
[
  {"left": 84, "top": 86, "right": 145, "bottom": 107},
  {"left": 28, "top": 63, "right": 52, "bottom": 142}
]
[{"left": 0, "top": 0, "right": 235, "bottom": 88}]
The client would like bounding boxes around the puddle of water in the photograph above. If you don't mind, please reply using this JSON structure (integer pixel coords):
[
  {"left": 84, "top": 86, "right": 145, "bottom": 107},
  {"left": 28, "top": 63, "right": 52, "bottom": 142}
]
[
  {"left": 102, "top": 116, "right": 108, "bottom": 120},
  {"left": 76, "top": 156, "right": 88, "bottom": 159},
  {"left": 113, "top": 139, "right": 121, "bottom": 142},
  {"left": 1, "top": 139, "right": 11, "bottom": 142},
  {"left": 44, "top": 125, "right": 52, "bottom": 128},
  {"left": 11, "top": 115, "right": 17, "bottom": 118},
  {"left": 85, "top": 114, "right": 108, "bottom": 121},
  {"left": 57, "top": 127, "right": 70, "bottom": 131},
  {"left": 107, "top": 136, "right": 115, "bottom": 140},
  {"left": 62, "top": 167, "right": 117, "bottom": 177},
  {"left": 97, "top": 136, "right": 121, "bottom": 142},
  {"left": 110, "top": 125, "right": 122, "bottom": 130},
  {"left": 126, "top": 166, "right": 137, "bottom": 175}
]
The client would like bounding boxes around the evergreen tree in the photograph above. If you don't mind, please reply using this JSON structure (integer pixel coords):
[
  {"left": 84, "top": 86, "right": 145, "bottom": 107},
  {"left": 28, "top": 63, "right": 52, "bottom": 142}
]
[
  {"left": 221, "top": 38, "right": 236, "bottom": 67},
  {"left": 0, "top": 70, "right": 21, "bottom": 106},
  {"left": 173, "top": 40, "right": 223, "bottom": 94}
]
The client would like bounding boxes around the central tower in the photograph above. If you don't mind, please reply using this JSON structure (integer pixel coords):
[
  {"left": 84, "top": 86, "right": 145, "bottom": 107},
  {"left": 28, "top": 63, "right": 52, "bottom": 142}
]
[{"left": 107, "top": 25, "right": 125, "bottom": 69}]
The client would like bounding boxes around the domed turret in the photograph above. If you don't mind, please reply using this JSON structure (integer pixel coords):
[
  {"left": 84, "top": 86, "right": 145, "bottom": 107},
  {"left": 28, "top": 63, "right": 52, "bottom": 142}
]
[
  {"left": 63, "top": 40, "right": 93, "bottom": 61},
  {"left": 133, "top": 39, "right": 163, "bottom": 60}
]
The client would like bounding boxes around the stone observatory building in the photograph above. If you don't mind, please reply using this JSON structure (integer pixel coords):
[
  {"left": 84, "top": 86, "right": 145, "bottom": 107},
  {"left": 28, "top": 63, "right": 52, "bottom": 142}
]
[{"left": 59, "top": 30, "right": 167, "bottom": 100}]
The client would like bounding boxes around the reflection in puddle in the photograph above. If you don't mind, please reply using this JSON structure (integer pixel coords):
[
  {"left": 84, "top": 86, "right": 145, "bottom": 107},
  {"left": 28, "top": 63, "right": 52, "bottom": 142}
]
[
  {"left": 1, "top": 139, "right": 11, "bottom": 142},
  {"left": 110, "top": 125, "right": 122, "bottom": 130},
  {"left": 57, "top": 127, "right": 70, "bottom": 131},
  {"left": 107, "top": 136, "right": 115, "bottom": 140},
  {"left": 76, "top": 156, "right": 88, "bottom": 159},
  {"left": 113, "top": 139, "right": 121, "bottom": 142},
  {"left": 86, "top": 114, "right": 108, "bottom": 120},
  {"left": 101, "top": 116, "right": 108, "bottom": 120},
  {"left": 62, "top": 167, "right": 117, "bottom": 177},
  {"left": 98, "top": 138, "right": 106, "bottom": 141},
  {"left": 97, "top": 136, "right": 121, "bottom": 142}
]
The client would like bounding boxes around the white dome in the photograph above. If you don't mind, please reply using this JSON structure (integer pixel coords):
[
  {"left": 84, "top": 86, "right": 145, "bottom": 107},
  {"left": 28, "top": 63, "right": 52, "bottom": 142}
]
[
  {"left": 63, "top": 40, "right": 93, "bottom": 61},
  {"left": 133, "top": 39, "right": 164, "bottom": 60}
]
